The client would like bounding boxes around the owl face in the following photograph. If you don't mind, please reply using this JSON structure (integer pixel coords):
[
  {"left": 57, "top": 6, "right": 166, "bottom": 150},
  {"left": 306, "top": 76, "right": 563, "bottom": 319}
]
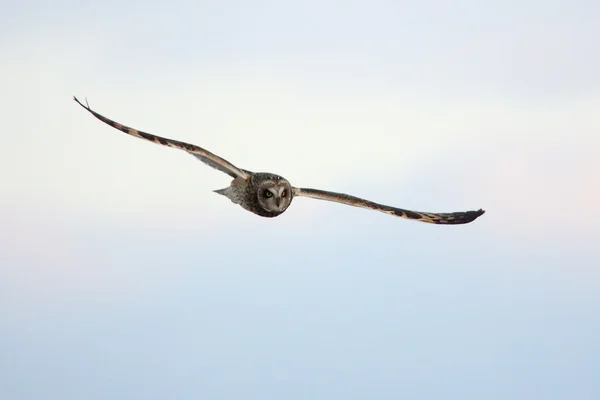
[{"left": 256, "top": 178, "right": 293, "bottom": 214}]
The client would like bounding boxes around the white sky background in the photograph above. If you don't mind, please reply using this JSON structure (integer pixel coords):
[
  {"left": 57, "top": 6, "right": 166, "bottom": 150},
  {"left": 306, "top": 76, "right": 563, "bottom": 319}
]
[{"left": 1, "top": 1, "right": 599, "bottom": 399}]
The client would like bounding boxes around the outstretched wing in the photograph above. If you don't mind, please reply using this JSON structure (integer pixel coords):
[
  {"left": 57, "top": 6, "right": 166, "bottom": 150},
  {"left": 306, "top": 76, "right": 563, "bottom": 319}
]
[
  {"left": 73, "top": 96, "right": 250, "bottom": 180},
  {"left": 292, "top": 187, "right": 484, "bottom": 225}
]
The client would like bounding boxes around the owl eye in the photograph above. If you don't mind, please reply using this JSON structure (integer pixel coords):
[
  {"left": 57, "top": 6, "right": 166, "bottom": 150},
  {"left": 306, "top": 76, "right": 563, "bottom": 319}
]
[
  {"left": 281, "top": 190, "right": 287, "bottom": 198},
  {"left": 264, "top": 190, "right": 273, "bottom": 198}
]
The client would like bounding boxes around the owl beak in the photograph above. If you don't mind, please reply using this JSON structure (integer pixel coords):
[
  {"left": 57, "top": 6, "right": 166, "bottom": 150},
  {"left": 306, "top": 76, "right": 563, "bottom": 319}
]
[{"left": 275, "top": 197, "right": 281, "bottom": 207}]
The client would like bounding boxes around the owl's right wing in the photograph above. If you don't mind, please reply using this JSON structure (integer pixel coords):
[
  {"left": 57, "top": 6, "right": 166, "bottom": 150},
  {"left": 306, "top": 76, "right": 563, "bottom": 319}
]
[
  {"left": 73, "top": 96, "right": 250, "bottom": 180},
  {"left": 292, "top": 187, "right": 484, "bottom": 225}
]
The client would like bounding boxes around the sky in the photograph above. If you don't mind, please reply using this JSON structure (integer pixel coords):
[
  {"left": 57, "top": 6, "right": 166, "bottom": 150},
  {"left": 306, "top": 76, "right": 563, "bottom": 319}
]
[{"left": 1, "top": 1, "right": 599, "bottom": 399}]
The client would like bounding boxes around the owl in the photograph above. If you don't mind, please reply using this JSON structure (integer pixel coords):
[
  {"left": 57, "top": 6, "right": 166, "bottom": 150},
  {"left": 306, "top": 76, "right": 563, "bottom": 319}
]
[{"left": 73, "top": 97, "right": 484, "bottom": 225}]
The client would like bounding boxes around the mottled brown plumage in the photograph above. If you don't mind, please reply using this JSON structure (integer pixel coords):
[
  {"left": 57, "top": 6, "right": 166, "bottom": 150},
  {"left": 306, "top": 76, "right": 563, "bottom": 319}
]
[{"left": 73, "top": 96, "right": 485, "bottom": 224}]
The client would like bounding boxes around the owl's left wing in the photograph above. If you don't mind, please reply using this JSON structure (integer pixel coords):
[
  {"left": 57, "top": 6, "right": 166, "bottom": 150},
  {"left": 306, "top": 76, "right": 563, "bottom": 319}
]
[
  {"left": 292, "top": 187, "right": 484, "bottom": 225},
  {"left": 73, "top": 96, "right": 250, "bottom": 180}
]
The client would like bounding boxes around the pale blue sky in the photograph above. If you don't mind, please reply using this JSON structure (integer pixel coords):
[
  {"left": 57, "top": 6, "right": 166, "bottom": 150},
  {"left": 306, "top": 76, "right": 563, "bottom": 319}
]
[{"left": 1, "top": 1, "right": 599, "bottom": 399}]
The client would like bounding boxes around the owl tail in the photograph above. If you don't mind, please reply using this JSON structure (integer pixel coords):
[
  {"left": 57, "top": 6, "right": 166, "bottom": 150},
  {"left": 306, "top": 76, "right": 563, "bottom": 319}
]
[{"left": 213, "top": 186, "right": 240, "bottom": 204}]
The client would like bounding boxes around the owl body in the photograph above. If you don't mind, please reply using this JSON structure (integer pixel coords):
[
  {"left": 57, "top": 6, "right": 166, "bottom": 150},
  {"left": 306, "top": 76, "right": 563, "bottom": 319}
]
[
  {"left": 215, "top": 172, "right": 293, "bottom": 218},
  {"left": 73, "top": 96, "right": 485, "bottom": 225}
]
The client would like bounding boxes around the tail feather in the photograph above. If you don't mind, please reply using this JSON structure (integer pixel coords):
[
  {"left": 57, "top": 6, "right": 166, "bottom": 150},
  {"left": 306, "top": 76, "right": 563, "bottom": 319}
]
[{"left": 213, "top": 188, "right": 228, "bottom": 196}]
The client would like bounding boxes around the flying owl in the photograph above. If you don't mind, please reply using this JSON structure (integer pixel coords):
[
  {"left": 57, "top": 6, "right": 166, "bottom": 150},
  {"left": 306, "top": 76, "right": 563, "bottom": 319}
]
[{"left": 73, "top": 97, "right": 484, "bottom": 225}]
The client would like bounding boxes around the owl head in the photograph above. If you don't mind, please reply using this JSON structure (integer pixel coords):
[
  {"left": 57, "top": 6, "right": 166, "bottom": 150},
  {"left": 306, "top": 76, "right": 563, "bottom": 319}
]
[{"left": 256, "top": 175, "right": 293, "bottom": 214}]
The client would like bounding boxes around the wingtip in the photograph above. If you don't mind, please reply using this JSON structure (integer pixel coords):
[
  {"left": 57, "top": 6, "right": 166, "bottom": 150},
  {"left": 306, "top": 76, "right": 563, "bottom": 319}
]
[
  {"left": 469, "top": 208, "right": 485, "bottom": 222},
  {"left": 73, "top": 95, "right": 91, "bottom": 111}
]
